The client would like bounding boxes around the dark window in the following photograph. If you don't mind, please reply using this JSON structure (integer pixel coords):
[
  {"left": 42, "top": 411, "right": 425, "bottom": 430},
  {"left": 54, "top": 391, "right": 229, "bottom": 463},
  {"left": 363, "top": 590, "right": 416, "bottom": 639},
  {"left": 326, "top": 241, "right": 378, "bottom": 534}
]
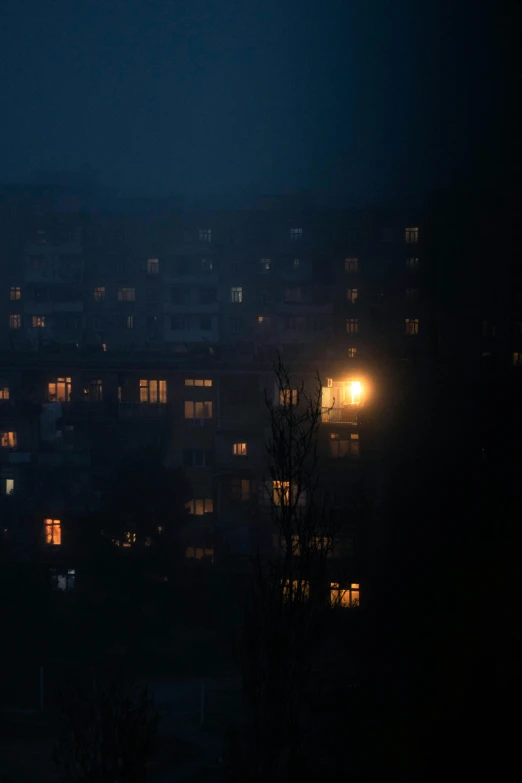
[
  {"left": 229, "top": 317, "right": 242, "bottom": 333},
  {"left": 200, "top": 316, "right": 212, "bottom": 331},
  {"left": 171, "top": 314, "right": 191, "bottom": 330},
  {"left": 199, "top": 286, "right": 216, "bottom": 305},
  {"left": 171, "top": 286, "right": 189, "bottom": 304}
]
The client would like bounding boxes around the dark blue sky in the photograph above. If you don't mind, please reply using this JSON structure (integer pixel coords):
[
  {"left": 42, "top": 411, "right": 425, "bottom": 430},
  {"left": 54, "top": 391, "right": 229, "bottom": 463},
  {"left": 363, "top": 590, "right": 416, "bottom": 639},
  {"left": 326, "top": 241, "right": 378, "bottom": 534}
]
[{"left": 1, "top": 0, "right": 493, "bottom": 205}]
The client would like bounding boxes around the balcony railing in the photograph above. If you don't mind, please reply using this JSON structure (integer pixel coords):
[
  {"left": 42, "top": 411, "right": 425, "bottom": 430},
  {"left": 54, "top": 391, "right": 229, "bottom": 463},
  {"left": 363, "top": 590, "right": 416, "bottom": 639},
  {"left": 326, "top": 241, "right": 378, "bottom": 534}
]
[
  {"left": 322, "top": 407, "right": 359, "bottom": 424},
  {"left": 118, "top": 402, "right": 167, "bottom": 419}
]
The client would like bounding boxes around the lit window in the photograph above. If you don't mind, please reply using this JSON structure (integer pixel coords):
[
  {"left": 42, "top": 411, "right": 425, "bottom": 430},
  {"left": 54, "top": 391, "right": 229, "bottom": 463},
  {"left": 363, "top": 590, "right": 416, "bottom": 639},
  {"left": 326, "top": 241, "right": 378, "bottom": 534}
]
[
  {"left": 348, "top": 347, "right": 357, "bottom": 359},
  {"left": 9, "top": 286, "right": 21, "bottom": 301},
  {"left": 186, "top": 498, "right": 214, "bottom": 515},
  {"left": 201, "top": 258, "right": 213, "bottom": 273},
  {"left": 513, "top": 352, "right": 522, "bottom": 366},
  {"left": 4, "top": 478, "right": 14, "bottom": 494},
  {"left": 184, "top": 400, "right": 213, "bottom": 419},
  {"left": 346, "top": 288, "right": 358, "bottom": 304},
  {"left": 48, "top": 377, "right": 72, "bottom": 402},
  {"left": 341, "top": 381, "right": 362, "bottom": 405},
  {"left": 273, "top": 480, "right": 290, "bottom": 507},
  {"left": 139, "top": 379, "right": 167, "bottom": 403},
  {"left": 102, "top": 343, "right": 107, "bottom": 352},
  {"left": 330, "top": 582, "right": 360, "bottom": 607},
  {"left": 279, "top": 535, "right": 300, "bottom": 556},
  {"left": 230, "top": 286, "right": 243, "bottom": 303},
  {"left": 45, "top": 519, "right": 61, "bottom": 546},
  {"left": 185, "top": 547, "right": 214, "bottom": 561},
  {"left": 406, "top": 257, "right": 419, "bottom": 270},
  {"left": 124, "top": 315, "right": 134, "bottom": 329},
  {"left": 405, "top": 318, "right": 419, "bottom": 335},
  {"left": 257, "top": 316, "right": 271, "bottom": 328},
  {"left": 346, "top": 318, "right": 359, "bottom": 334},
  {"left": 1, "top": 431, "right": 17, "bottom": 448},
  {"left": 185, "top": 379, "right": 212, "bottom": 387},
  {"left": 290, "top": 228, "right": 303, "bottom": 240},
  {"left": 0, "top": 387, "right": 9, "bottom": 400},
  {"left": 233, "top": 442, "right": 247, "bottom": 456},
  {"left": 32, "top": 316, "right": 45, "bottom": 328},
  {"left": 282, "top": 579, "right": 309, "bottom": 600},
  {"left": 147, "top": 258, "right": 159, "bottom": 274},
  {"left": 51, "top": 569, "right": 76, "bottom": 591},
  {"left": 345, "top": 258, "right": 358, "bottom": 273},
  {"left": 199, "top": 229, "right": 212, "bottom": 243},
  {"left": 260, "top": 258, "right": 272, "bottom": 272},
  {"left": 405, "top": 227, "right": 419, "bottom": 244},
  {"left": 117, "top": 287, "right": 135, "bottom": 302},
  {"left": 122, "top": 531, "right": 137, "bottom": 548},
  {"left": 93, "top": 287, "right": 105, "bottom": 301},
  {"left": 329, "top": 431, "right": 359, "bottom": 457},
  {"left": 279, "top": 389, "right": 298, "bottom": 406},
  {"left": 9, "top": 314, "right": 21, "bottom": 329}
]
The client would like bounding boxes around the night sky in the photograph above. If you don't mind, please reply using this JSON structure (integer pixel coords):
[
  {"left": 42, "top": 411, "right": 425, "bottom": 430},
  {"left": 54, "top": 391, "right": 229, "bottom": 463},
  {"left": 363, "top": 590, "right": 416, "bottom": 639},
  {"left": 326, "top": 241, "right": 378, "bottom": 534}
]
[{"left": 1, "top": 0, "right": 495, "bottom": 206}]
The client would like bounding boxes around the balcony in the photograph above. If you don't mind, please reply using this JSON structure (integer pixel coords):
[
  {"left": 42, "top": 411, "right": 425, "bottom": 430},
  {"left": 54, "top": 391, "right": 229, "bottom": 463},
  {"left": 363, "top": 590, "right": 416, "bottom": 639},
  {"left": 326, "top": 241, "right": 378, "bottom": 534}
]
[
  {"left": 37, "top": 452, "right": 91, "bottom": 467},
  {"left": 118, "top": 402, "right": 167, "bottom": 419},
  {"left": 322, "top": 407, "right": 359, "bottom": 424},
  {"left": 65, "top": 401, "right": 109, "bottom": 420}
]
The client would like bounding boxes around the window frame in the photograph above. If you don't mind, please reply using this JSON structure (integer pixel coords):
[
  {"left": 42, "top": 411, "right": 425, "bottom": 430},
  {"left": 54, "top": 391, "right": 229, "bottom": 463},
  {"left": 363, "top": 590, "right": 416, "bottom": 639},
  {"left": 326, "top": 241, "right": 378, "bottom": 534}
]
[{"left": 139, "top": 379, "right": 167, "bottom": 404}]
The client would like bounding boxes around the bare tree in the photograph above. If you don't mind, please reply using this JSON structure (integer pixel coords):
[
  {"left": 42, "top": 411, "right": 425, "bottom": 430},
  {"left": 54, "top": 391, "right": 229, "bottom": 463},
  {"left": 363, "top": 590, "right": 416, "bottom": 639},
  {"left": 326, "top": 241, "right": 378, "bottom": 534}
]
[
  {"left": 53, "top": 680, "right": 158, "bottom": 783},
  {"left": 233, "top": 355, "right": 339, "bottom": 780}
]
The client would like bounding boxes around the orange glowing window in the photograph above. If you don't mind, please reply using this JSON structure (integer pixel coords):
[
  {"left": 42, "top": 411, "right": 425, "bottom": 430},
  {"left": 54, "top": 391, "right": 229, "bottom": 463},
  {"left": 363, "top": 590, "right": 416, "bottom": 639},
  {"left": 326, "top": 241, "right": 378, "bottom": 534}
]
[
  {"left": 1, "top": 431, "right": 17, "bottom": 448},
  {"left": 405, "top": 318, "right": 419, "bottom": 335},
  {"left": 48, "top": 377, "right": 72, "bottom": 402},
  {"left": 185, "top": 498, "right": 214, "bottom": 515},
  {"left": 279, "top": 389, "right": 298, "bottom": 406},
  {"left": 330, "top": 581, "right": 360, "bottom": 607},
  {"left": 10, "top": 286, "right": 21, "bottom": 301},
  {"left": 185, "top": 547, "right": 214, "bottom": 561},
  {"left": 282, "top": 579, "right": 309, "bottom": 599},
  {"left": 405, "top": 227, "right": 419, "bottom": 244},
  {"left": 233, "top": 442, "right": 247, "bottom": 456},
  {"left": 140, "top": 379, "right": 167, "bottom": 403},
  {"left": 9, "top": 314, "right": 21, "bottom": 329},
  {"left": 279, "top": 535, "right": 300, "bottom": 555},
  {"left": 45, "top": 519, "right": 61, "bottom": 545},
  {"left": 184, "top": 400, "right": 213, "bottom": 419},
  {"left": 273, "top": 480, "right": 290, "bottom": 507},
  {"left": 122, "top": 531, "right": 136, "bottom": 548},
  {"left": 0, "top": 387, "right": 9, "bottom": 400},
  {"left": 342, "top": 381, "right": 362, "bottom": 405},
  {"left": 184, "top": 379, "right": 212, "bottom": 386}
]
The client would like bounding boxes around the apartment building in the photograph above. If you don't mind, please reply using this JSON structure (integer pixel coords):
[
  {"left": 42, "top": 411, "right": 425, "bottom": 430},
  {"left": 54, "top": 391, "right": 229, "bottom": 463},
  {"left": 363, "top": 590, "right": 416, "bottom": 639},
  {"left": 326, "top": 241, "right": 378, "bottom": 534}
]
[{"left": 0, "top": 346, "right": 374, "bottom": 605}]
